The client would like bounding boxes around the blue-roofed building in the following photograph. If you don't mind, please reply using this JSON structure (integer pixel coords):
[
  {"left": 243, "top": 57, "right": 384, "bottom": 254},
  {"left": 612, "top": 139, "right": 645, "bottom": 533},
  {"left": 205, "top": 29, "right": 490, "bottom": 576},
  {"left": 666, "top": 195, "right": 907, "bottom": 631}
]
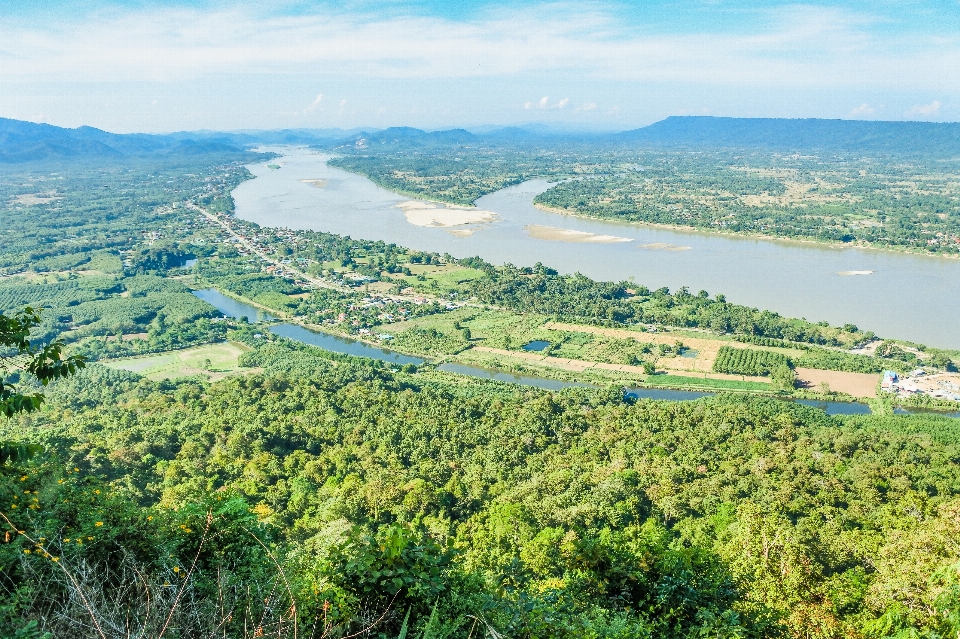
[{"left": 881, "top": 370, "right": 899, "bottom": 391}]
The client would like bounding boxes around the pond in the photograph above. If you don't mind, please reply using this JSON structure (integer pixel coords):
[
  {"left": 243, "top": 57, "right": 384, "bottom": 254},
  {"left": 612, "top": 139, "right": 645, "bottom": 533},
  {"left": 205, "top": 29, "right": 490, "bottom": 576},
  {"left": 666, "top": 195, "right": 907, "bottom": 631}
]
[
  {"left": 438, "top": 362, "right": 595, "bottom": 391},
  {"left": 521, "top": 340, "right": 551, "bottom": 352}
]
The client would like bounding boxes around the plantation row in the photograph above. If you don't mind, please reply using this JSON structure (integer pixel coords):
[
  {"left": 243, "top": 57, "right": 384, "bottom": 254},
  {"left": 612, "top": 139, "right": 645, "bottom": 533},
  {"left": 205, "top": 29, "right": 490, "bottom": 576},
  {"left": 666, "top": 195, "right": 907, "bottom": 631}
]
[{"left": 712, "top": 345, "right": 790, "bottom": 376}]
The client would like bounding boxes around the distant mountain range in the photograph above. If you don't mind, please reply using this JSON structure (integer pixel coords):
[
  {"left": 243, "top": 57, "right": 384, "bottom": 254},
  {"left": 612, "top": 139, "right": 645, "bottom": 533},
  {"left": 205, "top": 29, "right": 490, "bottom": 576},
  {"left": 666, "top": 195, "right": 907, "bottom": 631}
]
[
  {"left": 0, "top": 118, "right": 248, "bottom": 163},
  {"left": 619, "top": 116, "right": 960, "bottom": 155},
  {"left": 2, "top": 115, "right": 959, "bottom": 163}
]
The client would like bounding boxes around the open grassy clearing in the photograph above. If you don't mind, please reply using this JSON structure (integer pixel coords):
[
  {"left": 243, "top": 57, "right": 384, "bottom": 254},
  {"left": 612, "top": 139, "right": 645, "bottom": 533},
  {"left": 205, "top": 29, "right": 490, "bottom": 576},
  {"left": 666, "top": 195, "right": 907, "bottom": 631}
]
[
  {"left": 452, "top": 346, "right": 647, "bottom": 387},
  {"left": 645, "top": 374, "right": 772, "bottom": 392},
  {"left": 102, "top": 341, "right": 256, "bottom": 381},
  {"left": 387, "top": 264, "right": 487, "bottom": 291}
]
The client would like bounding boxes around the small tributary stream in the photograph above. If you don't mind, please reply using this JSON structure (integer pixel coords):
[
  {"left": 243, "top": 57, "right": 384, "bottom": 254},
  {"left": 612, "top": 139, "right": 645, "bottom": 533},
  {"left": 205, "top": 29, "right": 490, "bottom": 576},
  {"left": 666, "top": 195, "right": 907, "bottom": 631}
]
[{"left": 187, "top": 288, "right": 940, "bottom": 417}]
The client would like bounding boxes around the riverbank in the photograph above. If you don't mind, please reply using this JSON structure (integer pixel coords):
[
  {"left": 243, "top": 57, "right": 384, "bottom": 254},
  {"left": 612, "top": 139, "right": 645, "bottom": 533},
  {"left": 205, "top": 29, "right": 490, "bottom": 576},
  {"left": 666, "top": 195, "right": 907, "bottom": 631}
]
[
  {"left": 532, "top": 202, "right": 960, "bottom": 260},
  {"left": 231, "top": 149, "right": 960, "bottom": 349}
]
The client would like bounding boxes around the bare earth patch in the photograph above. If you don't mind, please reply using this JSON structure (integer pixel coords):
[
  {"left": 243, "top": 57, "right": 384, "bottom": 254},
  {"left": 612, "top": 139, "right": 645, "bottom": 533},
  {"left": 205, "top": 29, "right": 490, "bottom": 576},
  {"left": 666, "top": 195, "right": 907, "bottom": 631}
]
[
  {"left": 795, "top": 368, "right": 879, "bottom": 398},
  {"left": 299, "top": 179, "right": 328, "bottom": 188},
  {"left": 525, "top": 225, "right": 632, "bottom": 243}
]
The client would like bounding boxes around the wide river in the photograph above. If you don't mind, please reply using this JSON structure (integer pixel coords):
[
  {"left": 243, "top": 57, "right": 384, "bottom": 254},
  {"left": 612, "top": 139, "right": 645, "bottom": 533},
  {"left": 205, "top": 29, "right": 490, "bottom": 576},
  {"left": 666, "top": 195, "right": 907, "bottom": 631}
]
[{"left": 232, "top": 148, "right": 960, "bottom": 349}]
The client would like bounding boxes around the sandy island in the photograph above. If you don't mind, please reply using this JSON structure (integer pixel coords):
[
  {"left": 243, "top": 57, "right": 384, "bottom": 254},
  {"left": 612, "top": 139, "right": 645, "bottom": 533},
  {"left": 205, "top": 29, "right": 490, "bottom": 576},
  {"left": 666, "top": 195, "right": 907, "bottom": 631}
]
[
  {"left": 837, "top": 270, "right": 875, "bottom": 276},
  {"left": 397, "top": 201, "right": 498, "bottom": 229},
  {"left": 299, "top": 179, "right": 328, "bottom": 188},
  {"left": 640, "top": 242, "right": 691, "bottom": 252},
  {"left": 524, "top": 225, "right": 632, "bottom": 243}
]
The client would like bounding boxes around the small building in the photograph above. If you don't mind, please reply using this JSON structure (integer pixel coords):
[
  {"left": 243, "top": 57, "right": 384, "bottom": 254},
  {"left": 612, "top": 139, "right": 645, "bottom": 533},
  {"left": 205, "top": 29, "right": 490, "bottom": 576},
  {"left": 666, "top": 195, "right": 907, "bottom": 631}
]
[{"left": 881, "top": 370, "right": 899, "bottom": 391}]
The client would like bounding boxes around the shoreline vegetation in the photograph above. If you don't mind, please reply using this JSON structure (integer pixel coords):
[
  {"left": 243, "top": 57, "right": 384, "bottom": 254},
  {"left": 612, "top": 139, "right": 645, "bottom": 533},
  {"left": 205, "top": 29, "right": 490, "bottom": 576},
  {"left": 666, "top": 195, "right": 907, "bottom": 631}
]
[{"left": 533, "top": 201, "right": 960, "bottom": 259}]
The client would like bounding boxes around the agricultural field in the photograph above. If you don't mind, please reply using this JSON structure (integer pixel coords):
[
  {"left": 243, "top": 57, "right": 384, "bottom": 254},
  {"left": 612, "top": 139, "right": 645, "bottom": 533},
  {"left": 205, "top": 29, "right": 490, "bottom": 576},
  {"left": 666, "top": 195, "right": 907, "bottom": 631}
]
[{"left": 101, "top": 341, "right": 255, "bottom": 381}]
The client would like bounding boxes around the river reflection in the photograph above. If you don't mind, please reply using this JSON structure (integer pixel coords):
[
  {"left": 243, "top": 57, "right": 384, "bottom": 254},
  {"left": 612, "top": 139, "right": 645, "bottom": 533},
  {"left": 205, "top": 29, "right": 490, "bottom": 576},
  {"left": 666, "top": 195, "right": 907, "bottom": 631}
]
[{"left": 232, "top": 148, "right": 960, "bottom": 349}]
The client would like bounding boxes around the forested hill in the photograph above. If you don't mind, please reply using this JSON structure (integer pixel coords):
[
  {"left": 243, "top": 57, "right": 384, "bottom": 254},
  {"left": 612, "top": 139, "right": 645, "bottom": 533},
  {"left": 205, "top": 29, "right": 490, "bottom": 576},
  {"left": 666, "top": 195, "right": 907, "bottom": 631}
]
[
  {"left": 620, "top": 116, "right": 960, "bottom": 155},
  {"left": 0, "top": 117, "right": 248, "bottom": 163}
]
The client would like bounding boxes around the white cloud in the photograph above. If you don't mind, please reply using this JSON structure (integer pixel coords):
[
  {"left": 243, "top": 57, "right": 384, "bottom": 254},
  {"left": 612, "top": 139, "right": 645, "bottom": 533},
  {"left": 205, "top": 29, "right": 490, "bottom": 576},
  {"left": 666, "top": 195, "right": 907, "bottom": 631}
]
[
  {"left": 524, "top": 96, "right": 571, "bottom": 110},
  {"left": 579, "top": 102, "right": 598, "bottom": 111},
  {"left": 0, "top": 3, "right": 956, "bottom": 92},
  {"left": 303, "top": 93, "right": 323, "bottom": 114},
  {"left": 907, "top": 100, "right": 942, "bottom": 117},
  {"left": 850, "top": 103, "right": 875, "bottom": 115}
]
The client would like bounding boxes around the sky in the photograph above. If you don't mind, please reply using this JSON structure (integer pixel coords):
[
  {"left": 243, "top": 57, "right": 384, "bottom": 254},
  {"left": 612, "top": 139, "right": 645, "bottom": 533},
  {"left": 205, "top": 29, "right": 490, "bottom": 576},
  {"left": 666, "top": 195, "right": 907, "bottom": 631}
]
[{"left": 0, "top": 0, "right": 958, "bottom": 133}]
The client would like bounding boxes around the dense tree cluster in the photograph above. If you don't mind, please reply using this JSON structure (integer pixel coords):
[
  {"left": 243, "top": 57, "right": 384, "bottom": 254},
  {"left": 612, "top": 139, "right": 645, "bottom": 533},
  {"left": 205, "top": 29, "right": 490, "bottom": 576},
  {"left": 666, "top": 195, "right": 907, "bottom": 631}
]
[
  {"left": 465, "top": 263, "right": 863, "bottom": 348},
  {"left": 2, "top": 345, "right": 960, "bottom": 637}
]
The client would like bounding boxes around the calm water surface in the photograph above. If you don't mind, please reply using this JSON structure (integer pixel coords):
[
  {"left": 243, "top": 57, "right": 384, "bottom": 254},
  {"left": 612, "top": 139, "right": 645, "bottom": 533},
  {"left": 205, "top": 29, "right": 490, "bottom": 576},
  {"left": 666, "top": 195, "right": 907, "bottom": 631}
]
[
  {"left": 193, "top": 289, "right": 277, "bottom": 323},
  {"left": 268, "top": 324, "right": 424, "bottom": 366},
  {"left": 521, "top": 340, "right": 552, "bottom": 352},
  {"left": 192, "top": 289, "right": 423, "bottom": 365},
  {"left": 232, "top": 148, "right": 960, "bottom": 349}
]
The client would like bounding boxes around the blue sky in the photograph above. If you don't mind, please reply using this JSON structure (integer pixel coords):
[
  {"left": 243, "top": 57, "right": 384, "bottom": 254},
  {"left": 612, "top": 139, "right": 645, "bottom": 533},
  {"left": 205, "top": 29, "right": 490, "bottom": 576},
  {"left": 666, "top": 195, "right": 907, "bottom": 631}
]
[{"left": 0, "top": 0, "right": 957, "bottom": 132}]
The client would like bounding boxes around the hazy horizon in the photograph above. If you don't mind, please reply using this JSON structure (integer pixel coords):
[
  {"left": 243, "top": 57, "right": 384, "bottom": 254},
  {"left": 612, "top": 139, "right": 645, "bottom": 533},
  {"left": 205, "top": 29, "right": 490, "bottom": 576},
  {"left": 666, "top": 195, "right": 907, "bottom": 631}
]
[{"left": 1, "top": 0, "right": 957, "bottom": 134}]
